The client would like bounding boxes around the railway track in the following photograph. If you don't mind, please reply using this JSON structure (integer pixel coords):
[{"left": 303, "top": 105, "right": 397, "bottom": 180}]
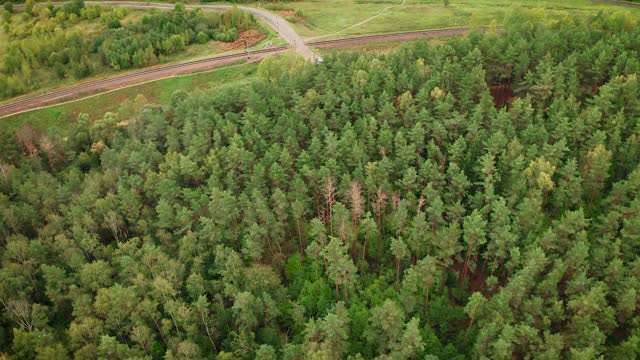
[
  {"left": 0, "top": 47, "right": 287, "bottom": 119},
  {"left": 2, "top": 0, "right": 635, "bottom": 119},
  {"left": 0, "top": 25, "right": 490, "bottom": 119},
  {"left": 308, "top": 27, "right": 490, "bottom": 48}
]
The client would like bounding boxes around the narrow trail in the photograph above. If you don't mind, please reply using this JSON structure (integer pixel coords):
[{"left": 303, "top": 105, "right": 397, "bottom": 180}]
[{"left": 306, "top": 0, "right": 407, "bottom": 41}]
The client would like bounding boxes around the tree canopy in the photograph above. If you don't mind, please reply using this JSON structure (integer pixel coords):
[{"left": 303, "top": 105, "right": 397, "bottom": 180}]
[
  {"left": 0, "top": 3, "right": 258, "bottom": 99},
  {"left": 1, "top": 10, "right": 640, "bottom": 360}
]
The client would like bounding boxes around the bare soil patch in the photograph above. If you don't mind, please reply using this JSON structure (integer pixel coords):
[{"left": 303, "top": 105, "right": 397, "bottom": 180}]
[{"left": 219, "top": 30, "right": 267, "bottom": 51}]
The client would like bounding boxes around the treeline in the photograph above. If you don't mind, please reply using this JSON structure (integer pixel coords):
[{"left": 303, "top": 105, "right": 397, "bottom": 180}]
[
  {"left": 1, "top": 10, "right": 640, "bottom": 360},
  {"left": 0, "top": 1, "right": 257, "bottom": 99},
  {"left": 96, "top": 4, "right": 256, "bottom": 70}
]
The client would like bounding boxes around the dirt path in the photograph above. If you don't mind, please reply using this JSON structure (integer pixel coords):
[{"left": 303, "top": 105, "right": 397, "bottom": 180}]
[
  {"left": 306, "top": 0, "right": 407, "bottom": 41},
  {"left": 15, "top": 1, "right": 317, "bottom": 60},
  {"left": 97, "top": 1, "right": 316, "bottom": 60}
]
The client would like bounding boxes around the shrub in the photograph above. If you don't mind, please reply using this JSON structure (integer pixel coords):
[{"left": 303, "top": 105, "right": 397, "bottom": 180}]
[{"left": 196, "top": 31, "right": 209, "bottom": 44}]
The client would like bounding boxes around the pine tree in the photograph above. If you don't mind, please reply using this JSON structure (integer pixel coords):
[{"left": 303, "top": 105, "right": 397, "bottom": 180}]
[
  {"left": 321, "top": 238, "right": 357, "bottom": 304},
  {"left": 391, "top": 236, "right": 409, "bottom": 287},
  {"left": 461, "top": 210, "right": 487, "bottom": 280}
]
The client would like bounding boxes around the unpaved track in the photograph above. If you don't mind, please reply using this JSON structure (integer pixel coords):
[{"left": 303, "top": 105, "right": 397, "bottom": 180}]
[{"left": 15, "top": 1, "right": 316, "bottom": 60}]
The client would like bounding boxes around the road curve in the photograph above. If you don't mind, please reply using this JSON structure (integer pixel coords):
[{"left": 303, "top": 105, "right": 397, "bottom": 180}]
[
  {"left": 15, "top": 1, "right": 316, "bottom": 60},
  {"left": 0, "top": 24, "right": 482, "bottom": 119}
]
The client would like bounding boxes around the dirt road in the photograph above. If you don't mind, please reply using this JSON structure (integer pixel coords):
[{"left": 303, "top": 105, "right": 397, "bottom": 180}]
[{"left": 19, "top": 1, "right": 317, "bottom": 60}]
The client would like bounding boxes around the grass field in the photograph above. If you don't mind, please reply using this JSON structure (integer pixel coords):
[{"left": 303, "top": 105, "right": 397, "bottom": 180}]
[
  {"left": 2, "top": 62, "right": 259, "bottom": 134},
  {"left": 235, "top": 0, "right": 640, "bottom": 38}
]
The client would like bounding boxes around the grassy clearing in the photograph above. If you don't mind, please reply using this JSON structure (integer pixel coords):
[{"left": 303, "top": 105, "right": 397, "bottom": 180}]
[
  {"left": 226, "top": 0, "right": 640, "bottom": 37},
  {"left": 2, "top": 62, "right": 259, "bottom": 134}
]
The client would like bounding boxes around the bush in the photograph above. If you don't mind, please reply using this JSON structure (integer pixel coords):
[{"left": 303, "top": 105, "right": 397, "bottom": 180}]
[
  {"left": 196, "top": 31, "right": 208, "bottom": 44},
  {"left": 163, "top": 34, "right": 186, "bottom": 54},
  {"left": 105, "top": 17, "right": 121, "bottom": 29},
  {"left": 215, "top": 28, "right": 238, "bottom": 42}
]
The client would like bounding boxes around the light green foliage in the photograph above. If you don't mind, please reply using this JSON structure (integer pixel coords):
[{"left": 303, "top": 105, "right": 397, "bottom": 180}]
[
  {"left": 0, "top": 6, "right": 257, "bottom": 99},
  {"left": 286, "top": 0, "right": 640, "bottom": 37}
]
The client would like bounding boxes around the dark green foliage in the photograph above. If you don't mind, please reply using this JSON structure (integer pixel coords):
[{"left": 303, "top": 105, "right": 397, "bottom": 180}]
[
  {"left": 1, "top": 11, "right": 640, "bottom": 360},
  {"left": 97, "top": 8, "right": 255, "bottom": 70}
]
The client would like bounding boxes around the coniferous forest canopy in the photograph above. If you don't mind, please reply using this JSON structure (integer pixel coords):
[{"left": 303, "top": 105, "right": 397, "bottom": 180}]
[{"left": 2, "top": 10, "right": 640, "bottom": 360}]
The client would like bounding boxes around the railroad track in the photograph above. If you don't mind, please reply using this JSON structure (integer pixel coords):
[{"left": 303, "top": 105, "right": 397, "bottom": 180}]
[
  {"left": 308, "top": 26, "right": 495, "bottom": 48},
  {"left": 0, "top": 47, "right": 287, "bottom": 119},
  {"left": 0, "top": 25, "right": 491, "bottom": 119}
]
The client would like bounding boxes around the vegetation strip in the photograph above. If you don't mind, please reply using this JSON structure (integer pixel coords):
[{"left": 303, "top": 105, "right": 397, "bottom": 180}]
[
  {"left": 0, "top": 46, "right": 286, "bottom": 119},
  {"left": 0, "top": 26, "right": 484, "bottom": 119}
]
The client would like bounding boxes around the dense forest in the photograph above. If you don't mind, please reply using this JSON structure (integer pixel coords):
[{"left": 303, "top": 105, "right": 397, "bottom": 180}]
[
  {"left": 0, "top": 1, "right": 257, "bottom": 99},
  {"left": 1, "top": 10, "right": 640, "bottom": 360}
]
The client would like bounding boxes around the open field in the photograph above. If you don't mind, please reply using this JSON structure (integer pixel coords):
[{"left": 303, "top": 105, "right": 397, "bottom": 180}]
[
  {"left": 228, "top": 0, "right": 640, "bottom": 37},
  {"left": 1, "top": 62, "right": 258, "bottom": 134}
]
